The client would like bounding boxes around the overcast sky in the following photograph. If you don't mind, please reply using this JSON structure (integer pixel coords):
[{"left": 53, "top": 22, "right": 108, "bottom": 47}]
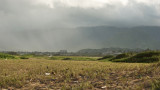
[{"left": 0, "top": 0, "right": 160, "bottom": 51}]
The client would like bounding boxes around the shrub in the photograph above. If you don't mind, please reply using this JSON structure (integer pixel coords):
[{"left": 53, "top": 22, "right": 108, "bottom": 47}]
[
  {"left": 0, "top": 53, "right": 16, "bottom": 59},
  {"left": 20, "top": 56, "right": 29, "bottom": 59},
  {"left": 114, "top": 53, "right": 131, "bottom": 59},
  {"left": 110, "top": 53, "right": 133, "bottom": 61},
  {"left": 132, "top": 51, "right": 160, "bottom": 58},
  {"left": 113, "top": 57, "right": 159, "bottom": 63},
  {"left": 62, "top": 58, "right": 72, "bottom": 60},
  {"left": 98, "top": 55, "right": 114, "bottom": 60},
  {"left": 112, "top": 51, "right": 160, "bottom": 63}
]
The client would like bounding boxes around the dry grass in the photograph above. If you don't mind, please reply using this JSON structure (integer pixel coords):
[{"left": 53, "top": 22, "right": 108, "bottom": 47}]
[{"left": 0, "top": 58, "right": 160, "bottom": 90}]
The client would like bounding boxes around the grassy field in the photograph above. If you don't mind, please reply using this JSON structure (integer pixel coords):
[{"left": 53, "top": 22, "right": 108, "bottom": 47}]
[
  {"left": 0, "top": 55, "right": 160, "bottom": 90},
  {"left": 49, "top": 56, "right": 100, "bottom": 61}
]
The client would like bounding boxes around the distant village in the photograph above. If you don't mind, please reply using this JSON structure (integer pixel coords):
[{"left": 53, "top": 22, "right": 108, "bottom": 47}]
[{"left": 0, "top": 48, "right": 147, "bottom": 56}]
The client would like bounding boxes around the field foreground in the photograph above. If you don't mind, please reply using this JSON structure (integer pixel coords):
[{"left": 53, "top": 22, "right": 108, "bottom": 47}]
[{"left": 0, "top": 58, "right": 160, "bottom": 90}]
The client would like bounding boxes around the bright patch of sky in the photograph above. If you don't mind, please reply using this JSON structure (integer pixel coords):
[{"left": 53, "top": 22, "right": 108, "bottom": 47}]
[{"left": 33, "top": 0, "right": 160, "bottom": 9}]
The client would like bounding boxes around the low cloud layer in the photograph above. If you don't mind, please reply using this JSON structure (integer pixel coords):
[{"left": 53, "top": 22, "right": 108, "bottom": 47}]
[{"left": 0, "top": 0, "right": 160, "bottom": 51}]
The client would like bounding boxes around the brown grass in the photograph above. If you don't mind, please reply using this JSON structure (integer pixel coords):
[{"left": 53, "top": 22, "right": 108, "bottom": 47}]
[{"left": 0, "top": 58, "right": 159, "bottom": 90}]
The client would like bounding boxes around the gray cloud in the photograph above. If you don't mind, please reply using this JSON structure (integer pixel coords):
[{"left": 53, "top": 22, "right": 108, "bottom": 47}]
[{"left": 0, "top": 0, "right": 160, "bottom": 51}]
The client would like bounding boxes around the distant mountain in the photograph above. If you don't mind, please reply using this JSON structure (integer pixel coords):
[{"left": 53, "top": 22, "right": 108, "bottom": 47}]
[
  {"left": 0, "top": 26, "right": 160, "bottom": 51},
  {"left": 77, "top": 26, "right": 160, "bottom": 50}
]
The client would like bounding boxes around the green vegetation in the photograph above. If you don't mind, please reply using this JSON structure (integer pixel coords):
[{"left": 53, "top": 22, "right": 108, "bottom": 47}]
[
  {"left": 100, "top": 51, "right": 160, "bottom": 63},
  {"left": 114, "top": 56, "right": 160, "bottom": 63},
  {"left": 49, "top": 56, "right": 99, "bottom": 61},
  {"left": 113, "top": 51, "right": 160, "bottom": 63},
  {"left": 98, "top": 55, "right": 114, "bottom": 60},
  {"left": 20, "top": 56, "right": 29, "bottom": 59},
  {"left": 0, "top": 53, "right": 16, "bottom": 59},
  {"left": 152, "top": 79, "right": 160, "bottom": 90},
  {"left": 113, "top": 53, "right": 133, "bottom": 59}
]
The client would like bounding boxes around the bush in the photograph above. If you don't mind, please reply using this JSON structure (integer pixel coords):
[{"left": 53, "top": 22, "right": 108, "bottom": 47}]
[
  {"left": 0, "top": 53, "right": 16, "bottom": 59},
  {"left": 110, "top": 53, "right": 133, "bottom": 61},
  {"left": 132, "top": 51, "right": 160, "bottom": 58},
  {"left": 62, "top": 58, "right": 72, "bottom": 60},
  {"left": 114, "top": 53, "right": 131, "bottom": 59},
  {"left": 113, "top": 57, "right": 159, "bottom": 63},
  {"left": 112, "top": 51, "right": 160, "bottom": 63},
  {"left": 98, "top": 55, "right": 114, "bottom": 60},
  {"left": 20, "top": 56, "right": 29, "bottom": 59}
]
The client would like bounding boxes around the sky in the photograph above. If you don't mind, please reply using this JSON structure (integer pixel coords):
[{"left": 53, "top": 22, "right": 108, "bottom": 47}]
[{"left": 0, "top": 0, "right": 160, "bottom": 51}]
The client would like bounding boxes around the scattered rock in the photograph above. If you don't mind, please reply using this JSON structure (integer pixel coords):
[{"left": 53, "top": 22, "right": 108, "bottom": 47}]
[
  {"left": 45, "top": 73, "right": 50, "bottom": 76},
  {"left": 101, "top": 86, "right": 107, "bottom": 89}
]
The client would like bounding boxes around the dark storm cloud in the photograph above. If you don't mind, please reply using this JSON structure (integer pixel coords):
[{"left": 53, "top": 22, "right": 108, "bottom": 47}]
[{"left": 0, "top": 0, "right": 160, "bottom": 51}]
